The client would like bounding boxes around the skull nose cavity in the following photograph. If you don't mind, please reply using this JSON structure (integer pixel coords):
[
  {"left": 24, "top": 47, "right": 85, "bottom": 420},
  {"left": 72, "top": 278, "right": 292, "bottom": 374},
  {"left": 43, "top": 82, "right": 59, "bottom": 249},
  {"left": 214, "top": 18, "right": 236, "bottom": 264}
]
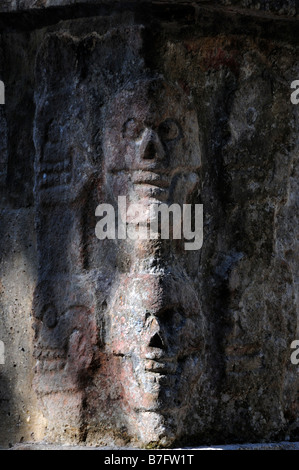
[
  {"left": 143, "top": 140, "right": 157, "bottom": 160},
  {"left": 149, "top": 332, "right": 165, "bottom": 349}
]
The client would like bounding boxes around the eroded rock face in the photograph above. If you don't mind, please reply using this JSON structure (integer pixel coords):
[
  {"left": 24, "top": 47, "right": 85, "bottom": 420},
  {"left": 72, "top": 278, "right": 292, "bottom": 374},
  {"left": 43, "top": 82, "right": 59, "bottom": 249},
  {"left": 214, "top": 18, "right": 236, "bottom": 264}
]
[{"left": 0, "top": 1, "right": 298, "bottom": 448}]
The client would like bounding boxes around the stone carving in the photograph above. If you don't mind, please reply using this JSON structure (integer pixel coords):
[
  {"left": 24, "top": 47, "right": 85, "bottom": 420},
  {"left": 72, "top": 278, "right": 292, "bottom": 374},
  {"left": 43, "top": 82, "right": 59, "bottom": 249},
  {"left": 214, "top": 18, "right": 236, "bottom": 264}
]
[
  {"left": 101, "top": 78, "right": 206, "bottom": 445},
  {"left": 33, "top": 65, "right": 206, "bottom": 444},
  {"left": 24, "top": 20, "right": 298, "bottom": 449},
  {"left": 103, "top": 78, "right": 201, "bottom": 205},
  {"left": 32, "top": 32, "right": 103, "bottom": 439}
]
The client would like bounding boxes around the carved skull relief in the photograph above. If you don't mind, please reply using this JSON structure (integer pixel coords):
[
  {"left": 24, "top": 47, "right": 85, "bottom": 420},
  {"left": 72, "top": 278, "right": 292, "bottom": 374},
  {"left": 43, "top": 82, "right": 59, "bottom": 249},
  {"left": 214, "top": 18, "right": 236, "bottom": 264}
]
[{"left": 101, "top": 78, "right": 206, "bottom": 443}]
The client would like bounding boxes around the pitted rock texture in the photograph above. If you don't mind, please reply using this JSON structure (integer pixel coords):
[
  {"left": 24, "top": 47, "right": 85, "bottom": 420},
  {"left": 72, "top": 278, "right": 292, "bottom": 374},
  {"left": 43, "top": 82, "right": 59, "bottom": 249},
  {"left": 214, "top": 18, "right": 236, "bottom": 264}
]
[
  {"left": 0, "top": 0, "right": 297, "bottom": 17},
  {"left": 0, "top": 0, "right": 298, "bottom": 449}
]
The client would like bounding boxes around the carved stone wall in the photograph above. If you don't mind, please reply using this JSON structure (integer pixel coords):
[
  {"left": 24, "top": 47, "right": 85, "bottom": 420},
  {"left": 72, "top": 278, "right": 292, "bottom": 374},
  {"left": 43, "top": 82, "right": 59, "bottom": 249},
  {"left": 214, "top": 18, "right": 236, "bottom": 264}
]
[{"left": 0, "top": 1, "right": 298, "bottom": 448}]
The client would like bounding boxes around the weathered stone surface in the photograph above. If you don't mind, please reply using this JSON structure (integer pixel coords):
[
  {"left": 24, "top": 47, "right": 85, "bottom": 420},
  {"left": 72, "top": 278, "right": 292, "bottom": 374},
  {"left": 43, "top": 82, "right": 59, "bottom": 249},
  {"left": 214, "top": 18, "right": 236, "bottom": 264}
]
[
  {"left": 220, "top": 0, "right": 297, "bottom": 15},
  {"left": 7, "top": 441, "right": 299, "bottom": 450},
  {"left": 0, "top": 0, "right": 298, "bottom": 449},
  {"left": 0, "top": 0, "right": 297, "bottom": 17},
  {"left": 0, "top": 28, "right": 47, "bottom": 447}
]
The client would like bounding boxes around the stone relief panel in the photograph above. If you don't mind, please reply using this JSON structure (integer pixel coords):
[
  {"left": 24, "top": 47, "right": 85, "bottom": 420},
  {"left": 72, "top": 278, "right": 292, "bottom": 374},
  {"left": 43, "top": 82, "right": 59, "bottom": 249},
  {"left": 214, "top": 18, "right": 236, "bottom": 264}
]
[
  {"left": 33, "top": 27, "right": 208, "bottom": 446},
  {"left": 31, "top": 22, "right": 299, "bottom": 447},
  {"left": 100, "top": 77, "right": 206, "bottom": 444},
  {"left": 158, "top": 34, "right": 299, "bottom": 441}
]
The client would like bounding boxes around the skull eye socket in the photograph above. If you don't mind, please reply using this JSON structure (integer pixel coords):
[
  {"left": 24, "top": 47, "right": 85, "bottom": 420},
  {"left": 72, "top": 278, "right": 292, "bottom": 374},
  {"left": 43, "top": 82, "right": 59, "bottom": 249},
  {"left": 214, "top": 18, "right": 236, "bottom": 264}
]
[
  {"left": 122, "top": 118, "right": 144, "bottom": 140},
  {"left": 158, "top": 119, "right": 181, "bottom": 143}
]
